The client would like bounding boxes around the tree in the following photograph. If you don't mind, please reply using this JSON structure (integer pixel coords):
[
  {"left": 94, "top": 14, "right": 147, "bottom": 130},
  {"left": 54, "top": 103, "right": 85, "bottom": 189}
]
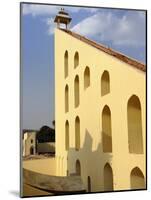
[{"left": 36, "top": 125, "right": 55, "bottom": 143}]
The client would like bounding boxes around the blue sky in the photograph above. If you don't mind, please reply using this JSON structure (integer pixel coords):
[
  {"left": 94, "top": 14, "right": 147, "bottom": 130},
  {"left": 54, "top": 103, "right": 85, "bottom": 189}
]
[{"left": 21, "top": 3, "right": 146, "bottom": 130}]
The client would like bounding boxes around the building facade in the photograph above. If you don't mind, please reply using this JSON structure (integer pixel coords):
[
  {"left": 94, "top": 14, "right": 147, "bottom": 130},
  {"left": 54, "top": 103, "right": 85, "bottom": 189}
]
[
  {"left": 23, "top": 131, "right": 37, "bottom": 156},
  {"left": 55, "top": 28, "right": 146, "bottom": 192}
]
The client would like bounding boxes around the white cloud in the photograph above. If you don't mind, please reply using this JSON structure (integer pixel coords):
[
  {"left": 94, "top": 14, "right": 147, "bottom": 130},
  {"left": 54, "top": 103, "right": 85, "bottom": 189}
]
[
  {"left": 46, "top": 17, "right": 69, "bottom": 35},
  {"left": 46, "top": 18, "right": 55, "bottom": 35},
  {"left": 22, "top": 4, "right": 59, "bottom": 16},
  {"left": 22, "top": 4, "right": 98, "bottom": 16},
  {"left": 22, "top": 4, "right": 145, "bottom": 46},
  {"left": 71, "top": 11, "right": 146, "bottom": 47},
  {"left": 67, "top": 7, "right": 98, "bottom": 13},
  {"left": 22, "top": 4, "right": 99, "bottom": 36}
]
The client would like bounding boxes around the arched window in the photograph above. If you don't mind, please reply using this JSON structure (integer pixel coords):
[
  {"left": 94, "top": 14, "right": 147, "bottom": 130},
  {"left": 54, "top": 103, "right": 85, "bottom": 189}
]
[
  {"left": 65, "top": 120, "right": 69, "bottom": 151},
  {"left": 102, "top": 105, "right": 112, "bottom": 152},
  {"left": 75, "top": 116, "right": 80, "bottom": 151},
  {"left": 74, "top": 75, "right": 80, "bottom": 108},
  {"left": 87, "top": 176, "right": 91, "bottom": 192},
  {"left": 130, "top": 167, "right": 145, "bottom": 189},
  {"left": 30, "top": 146, "right": 34, "bottom": 155},
  {"left": 84, "top": 66, "right": 90, "bottom": 89},
  {"left": 101, "top": 71, "right": 110, "bottom": 96},
  {"left": 64, "top": 51, "right": 68, "bottom": 78},
  {"left": 65, "top": 85, "right": 69, "bottom": 113},
  {"left": 127, "top": 95, "right": 143, "bottom": 154},
  {"left": 76, "top": 159, "right": 81, "bottom": 175},
  {"left": 104, "top": 163, "right": 113, "bottom": 191},
  {"left": 74, "top": 51, "right": 79, "bottom": 68}
]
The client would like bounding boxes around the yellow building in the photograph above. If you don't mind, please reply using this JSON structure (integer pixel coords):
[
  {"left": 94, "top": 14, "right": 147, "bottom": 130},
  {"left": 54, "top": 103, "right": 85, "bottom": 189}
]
[{"left": 54, "top": 10, "right": 146, "bottom": 192}]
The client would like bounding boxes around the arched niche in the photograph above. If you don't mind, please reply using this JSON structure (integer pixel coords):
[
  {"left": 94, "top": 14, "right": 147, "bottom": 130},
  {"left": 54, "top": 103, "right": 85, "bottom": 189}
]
[
  {"left": 76, "top": 159, "right": 81, "bottom": 175},
  {"left": 130, "top": 167, "right": 145, "bottom": 189},
  {"left": 127, "top": 95, "right": 143, "bottom": 154},
  {"left": 74, "top": 51, "right": 79, "bottom": 68},
  {"left": 74, "top": 75, "right": 80, "bottom": 108},
  {"left": 84, "top": 66, "right": 90, "bottom": 89},
  {"left": 104, "top": 163, "right": 113, "bottom": 191},
  {"left": 102, "top": 105, "right": 112, "bottom": 152},
  {"left": 101, "top": 70, "right": 110, "bottom": 96},
  {"left": 64, "top": 50, "right": 68, "bottom": 78},
  {"left": 65, "top": 120, "right": 69, "bottom": 151},
  {"left": 75, "top": 116, "right": 80, "bottom": 151},
  {"left": 87, "top": 176, "right": 91, "bottom": 192},
  {"left": 65, "top": 85, "right": 69, "bottom": 112}
]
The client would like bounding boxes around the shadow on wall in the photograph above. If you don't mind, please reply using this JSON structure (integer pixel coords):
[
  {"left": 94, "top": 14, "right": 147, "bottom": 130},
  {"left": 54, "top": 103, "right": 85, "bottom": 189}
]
[
  {"left": 67, "top": 129, "right": 113, "bottom": 193},
  {"left": 66, "top": 128, "right": 146, "bottom": 193}
]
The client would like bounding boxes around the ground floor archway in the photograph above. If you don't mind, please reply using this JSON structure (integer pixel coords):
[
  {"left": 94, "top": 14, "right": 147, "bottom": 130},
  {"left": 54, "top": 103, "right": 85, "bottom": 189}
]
[{"left": 130, "top": 167, "right": 145, "bottom": 189}]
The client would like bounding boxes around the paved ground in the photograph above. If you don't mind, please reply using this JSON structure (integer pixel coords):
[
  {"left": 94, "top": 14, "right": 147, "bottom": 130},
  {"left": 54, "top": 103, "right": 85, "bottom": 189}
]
[{"left": 23, "top": 183, "right": 53, "bottom": 197}]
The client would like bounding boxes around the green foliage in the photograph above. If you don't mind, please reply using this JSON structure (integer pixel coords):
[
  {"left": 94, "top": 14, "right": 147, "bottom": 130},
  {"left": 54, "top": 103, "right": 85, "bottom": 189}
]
[{"left": 36, "top": 125, "right": 55, "bottom": 143}]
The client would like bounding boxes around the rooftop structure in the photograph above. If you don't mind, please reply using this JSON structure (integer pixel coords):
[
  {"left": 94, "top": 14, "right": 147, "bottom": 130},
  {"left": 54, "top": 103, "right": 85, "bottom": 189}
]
[{"left": 54, "top": 8, "right": 72, "bottom": 29}]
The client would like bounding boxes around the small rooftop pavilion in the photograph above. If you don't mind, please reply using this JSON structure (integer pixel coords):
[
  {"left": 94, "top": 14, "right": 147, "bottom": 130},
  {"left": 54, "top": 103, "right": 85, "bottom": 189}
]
[{"left": 54, "top": 8, "right": 72, "bottom": 29}]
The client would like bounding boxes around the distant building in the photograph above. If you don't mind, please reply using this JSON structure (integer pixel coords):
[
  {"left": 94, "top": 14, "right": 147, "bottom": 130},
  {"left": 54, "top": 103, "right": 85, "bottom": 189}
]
[
  {"left": 23, "top": 126, "right": 55, "bottom": 156},
  {"left": 54, "top": 9, "right": 146, "bottom": 192},
  {"left": 23, "top": 130, "right": 37, "bottom": 156}
]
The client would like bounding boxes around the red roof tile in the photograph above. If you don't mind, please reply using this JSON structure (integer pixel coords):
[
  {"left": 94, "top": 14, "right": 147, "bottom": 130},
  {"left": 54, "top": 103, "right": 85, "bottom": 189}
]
[{"left": 59, "top": 28, "right": 146, "bottom": 72}]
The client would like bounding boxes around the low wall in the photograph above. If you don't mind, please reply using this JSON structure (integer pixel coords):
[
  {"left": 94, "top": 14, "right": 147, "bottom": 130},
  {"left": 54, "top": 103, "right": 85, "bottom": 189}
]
[
  {"left": 23, "top": 168, "right": 86, "bottom": 193},
  {"left": 23, "top": 157, "right": 56, "bottom": 176},
  {"left": 37, "top": 142, "right": 55, "bottom": 153}
]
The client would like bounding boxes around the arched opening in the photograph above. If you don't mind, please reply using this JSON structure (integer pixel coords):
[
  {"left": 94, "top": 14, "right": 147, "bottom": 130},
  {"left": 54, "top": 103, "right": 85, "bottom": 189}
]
[
  {"left": 65, "top": 85, "right": 69, "bottom": 113},
  {"left": 102, "top": 105, "right": 112, "bottom": 152},
  {"left": 64, "top": 51, "right": 68, "bottom": 78},
  {"left": 130, "top": 167, "right": 145, "bottom": 189},
  {"left": 101, "top": 71, "right": 110, "bottom": 96},
  {"left": 74, "top": 51, "right": 79, "bottom": 68},
  {"left": 84, "top": 66, "right": 90, "bottom": 89},
  {"left": 30, "top": 146, "right": 34, "bottom": 155},
  {"left": 127, "top": 95, "right": 143, "bottom": 154},
  {"left": 76, "top": 159, "right": 81, "bottom": 175},
  {"left": 104, "top": 163, "right": 113, "bottom": 191},
  {"left": 75, "top": 116, "right": 80, "bottom": 151},
  {"left": 87, "top": 176, "right": 91, "bottom": 192},
  {"left": 65, "top": 120, "right": 69, "bottom": 151},
  {"left": 74, "top": 75, "right": 80, "bottom": 108}
]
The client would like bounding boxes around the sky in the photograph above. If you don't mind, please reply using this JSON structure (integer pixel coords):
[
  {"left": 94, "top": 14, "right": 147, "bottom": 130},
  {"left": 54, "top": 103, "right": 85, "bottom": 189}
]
[{"left": 21, "top": 3, "right": 146, "bottom": 130}]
